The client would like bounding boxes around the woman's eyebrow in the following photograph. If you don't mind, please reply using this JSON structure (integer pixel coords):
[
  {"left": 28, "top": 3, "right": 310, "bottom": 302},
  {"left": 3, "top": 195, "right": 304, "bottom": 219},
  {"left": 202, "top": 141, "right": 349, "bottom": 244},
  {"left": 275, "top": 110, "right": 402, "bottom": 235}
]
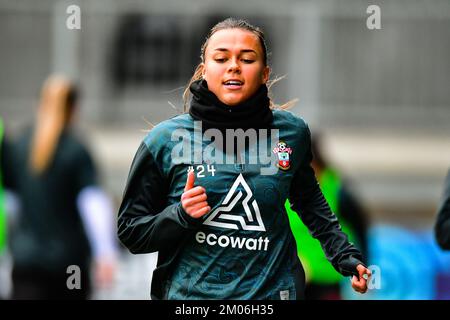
[{"left": 213, "top": 48, "right": 257, "bottom": 54}]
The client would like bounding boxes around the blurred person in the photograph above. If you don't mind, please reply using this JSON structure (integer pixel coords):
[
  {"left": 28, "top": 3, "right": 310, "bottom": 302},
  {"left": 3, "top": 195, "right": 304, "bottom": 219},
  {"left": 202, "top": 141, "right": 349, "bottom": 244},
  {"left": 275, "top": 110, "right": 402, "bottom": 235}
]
[
  {"left": 0, "top": 118, "right": 16, "bottom": 299},
  {"left": 286, "top": 133, "right": 369, "bottom": 300},
  {"left": 118, "top": 18, "right": 370, "bottom": 300},
  {"left": 0, "top": 118, "right": 6, "bottom": 299},
  {"left": 6, "top": 75, "right": 117, "bottom": 299},
  {"left": 435, "top": 169, "right": 450, "bottom": 250},
  {"left": 0, "top": 118, "right": 10, "bottom": 300},
  {"left": 0, "top": 118, "right": 7, "bottom": 257}
]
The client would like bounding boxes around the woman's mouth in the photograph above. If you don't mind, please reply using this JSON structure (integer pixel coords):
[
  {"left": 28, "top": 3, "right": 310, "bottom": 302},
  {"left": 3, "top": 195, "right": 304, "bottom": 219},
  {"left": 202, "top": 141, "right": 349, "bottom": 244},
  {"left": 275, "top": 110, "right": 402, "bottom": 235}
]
[{"left": 223, "top": 80, "right": 244, "bottom": 90}]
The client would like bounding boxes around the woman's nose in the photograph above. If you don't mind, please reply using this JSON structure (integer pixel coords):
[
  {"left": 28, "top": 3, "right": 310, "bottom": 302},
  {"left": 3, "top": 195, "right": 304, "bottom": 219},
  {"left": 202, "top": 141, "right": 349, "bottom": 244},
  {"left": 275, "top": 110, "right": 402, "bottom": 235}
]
[{"left": 227, "top": 58, "right": 241, "bottom": 73}]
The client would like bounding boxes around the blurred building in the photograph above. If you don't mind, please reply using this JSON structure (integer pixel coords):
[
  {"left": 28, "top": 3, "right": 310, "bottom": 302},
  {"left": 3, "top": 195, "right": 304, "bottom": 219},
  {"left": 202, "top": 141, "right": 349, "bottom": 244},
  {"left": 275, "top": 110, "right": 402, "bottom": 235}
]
[{"left": 0, "top": 0, "right": 449, "bottom": 299}]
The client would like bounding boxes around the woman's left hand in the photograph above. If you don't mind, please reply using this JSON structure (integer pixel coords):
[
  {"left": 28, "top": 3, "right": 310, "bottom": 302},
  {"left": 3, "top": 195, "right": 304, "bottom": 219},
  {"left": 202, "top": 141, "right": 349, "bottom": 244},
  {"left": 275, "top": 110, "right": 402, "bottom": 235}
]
[{"left": 351, "top": 264, "right": 371, "bottom": 294}]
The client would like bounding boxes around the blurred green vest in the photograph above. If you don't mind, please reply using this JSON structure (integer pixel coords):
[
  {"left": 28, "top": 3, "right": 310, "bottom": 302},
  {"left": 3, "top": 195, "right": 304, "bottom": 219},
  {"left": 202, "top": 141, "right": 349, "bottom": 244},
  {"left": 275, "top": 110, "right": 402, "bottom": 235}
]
[{"left": 286, "top": 168, "right": 357, "bottom": 284}]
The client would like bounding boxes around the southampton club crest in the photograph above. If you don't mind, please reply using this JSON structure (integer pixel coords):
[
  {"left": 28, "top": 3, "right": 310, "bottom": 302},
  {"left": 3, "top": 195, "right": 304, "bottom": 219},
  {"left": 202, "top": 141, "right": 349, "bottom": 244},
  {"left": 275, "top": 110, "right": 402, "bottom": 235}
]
[{"left": 272, "top": 141, "right": 293, "bottom": 170}]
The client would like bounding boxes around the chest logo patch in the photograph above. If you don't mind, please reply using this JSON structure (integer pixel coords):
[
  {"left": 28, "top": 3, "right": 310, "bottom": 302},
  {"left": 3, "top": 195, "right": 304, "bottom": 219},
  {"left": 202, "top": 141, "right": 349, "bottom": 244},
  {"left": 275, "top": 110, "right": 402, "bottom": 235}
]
[
  {"left": 203, "top": 173, "right": 266, "bottom": 232},
  {"left": 272, "top": 141, "right": 292, "bottom": 170}
]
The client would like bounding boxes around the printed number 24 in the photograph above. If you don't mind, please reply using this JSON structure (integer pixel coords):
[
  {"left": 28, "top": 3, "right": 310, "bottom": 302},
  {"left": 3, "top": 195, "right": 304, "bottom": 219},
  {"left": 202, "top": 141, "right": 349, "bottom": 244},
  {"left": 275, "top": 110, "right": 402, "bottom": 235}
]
[{"left": 187, "top": 165, "right": 216, "bottom": 177}]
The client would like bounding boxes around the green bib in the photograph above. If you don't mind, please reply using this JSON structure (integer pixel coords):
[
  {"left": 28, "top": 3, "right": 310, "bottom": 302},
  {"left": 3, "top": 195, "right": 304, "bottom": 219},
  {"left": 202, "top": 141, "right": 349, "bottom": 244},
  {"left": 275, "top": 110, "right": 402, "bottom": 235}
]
[{"left": 286, "top": 168, "right": 357, "bottom": 284}]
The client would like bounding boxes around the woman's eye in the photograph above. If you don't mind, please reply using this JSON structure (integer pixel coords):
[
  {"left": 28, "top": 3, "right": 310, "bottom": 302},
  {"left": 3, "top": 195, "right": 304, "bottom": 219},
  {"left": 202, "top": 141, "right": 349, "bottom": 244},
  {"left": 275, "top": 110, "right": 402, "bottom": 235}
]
[
  {"left": 215, "top": 58, "right": 226, "bottom": 63},
  {"left": 242, "top": 59, "right": 255, "bottom": 63}
]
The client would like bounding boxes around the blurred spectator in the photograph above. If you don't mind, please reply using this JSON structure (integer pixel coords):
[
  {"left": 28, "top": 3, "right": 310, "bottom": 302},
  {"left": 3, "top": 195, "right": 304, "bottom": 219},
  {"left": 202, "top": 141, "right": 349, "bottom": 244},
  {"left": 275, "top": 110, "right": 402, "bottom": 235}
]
[
  {"left": 5, "top": 75, "right": 117, "bottom": 299},
  {"left": 0, "top": 118, "right": 6, "bottom": 299},
  {"left": 435, "top": 169, "right": 450, "bottom": 250},
  {"left": 286, "top": 132, "right": 369, "bottom": 300},
  {"left": 0, "top": 118, "right": 7, "bottom": 256},
  {"left": 0, "top": 118, "right": 15, "bottom": 299}
]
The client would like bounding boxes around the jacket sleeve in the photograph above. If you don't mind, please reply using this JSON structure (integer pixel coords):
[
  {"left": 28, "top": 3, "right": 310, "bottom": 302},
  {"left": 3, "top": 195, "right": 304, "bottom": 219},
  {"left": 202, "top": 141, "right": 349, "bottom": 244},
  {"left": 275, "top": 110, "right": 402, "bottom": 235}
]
[
  {"left": 288, "top": 126, "right": 365, "bottom": 277},
  {"left": 435, "top": 170, "right": 450, "bottom": 250},
  {"left": 338, "top": 185, "right": 370, "bottom": 261},
  {"left": 117, "top": 141, "right": 201, "bottom": 254}
]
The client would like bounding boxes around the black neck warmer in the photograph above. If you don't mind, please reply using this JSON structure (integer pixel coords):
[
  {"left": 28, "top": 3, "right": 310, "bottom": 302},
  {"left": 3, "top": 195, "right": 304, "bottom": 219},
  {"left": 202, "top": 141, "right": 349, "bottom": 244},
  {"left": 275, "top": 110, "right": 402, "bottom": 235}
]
[{"left": 189, "top": 79, "right": 273, "bottom": 133}]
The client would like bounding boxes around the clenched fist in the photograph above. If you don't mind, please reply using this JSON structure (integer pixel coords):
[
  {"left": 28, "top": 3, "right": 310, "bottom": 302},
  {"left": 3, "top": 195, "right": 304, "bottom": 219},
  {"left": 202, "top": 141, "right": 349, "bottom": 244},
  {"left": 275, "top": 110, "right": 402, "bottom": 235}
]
[
  {"left": 351, "top": 264, "right": 372, "bottom": 294},
  {"left": 181, "top": 170, "right": 211, "bottom": 218}
]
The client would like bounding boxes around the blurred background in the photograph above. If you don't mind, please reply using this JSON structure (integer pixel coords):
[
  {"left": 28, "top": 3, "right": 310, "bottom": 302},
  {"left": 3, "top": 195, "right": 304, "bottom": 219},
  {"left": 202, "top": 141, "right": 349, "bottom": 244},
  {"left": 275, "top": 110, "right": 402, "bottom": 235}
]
[{"left": 0, "top": 0, "right": 449, "bottom": 299}]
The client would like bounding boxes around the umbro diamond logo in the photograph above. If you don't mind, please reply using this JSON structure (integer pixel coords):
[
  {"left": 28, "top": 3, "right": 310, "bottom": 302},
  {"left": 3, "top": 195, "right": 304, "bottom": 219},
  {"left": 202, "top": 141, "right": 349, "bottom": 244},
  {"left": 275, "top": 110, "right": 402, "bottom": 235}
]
[{"left": 203, "top": 173, "right": 266, "bottom": 231}]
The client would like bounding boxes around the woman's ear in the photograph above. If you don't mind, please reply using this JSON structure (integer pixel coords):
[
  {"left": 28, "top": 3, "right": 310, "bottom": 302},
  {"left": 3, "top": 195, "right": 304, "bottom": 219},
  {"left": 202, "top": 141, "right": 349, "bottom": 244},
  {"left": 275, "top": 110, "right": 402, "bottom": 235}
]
[
  {"left": 262, "top": 66, "right": 270, "bottom": 84},
  {"left": 199, "top": 63, "right": 206, "bottom": 80}
]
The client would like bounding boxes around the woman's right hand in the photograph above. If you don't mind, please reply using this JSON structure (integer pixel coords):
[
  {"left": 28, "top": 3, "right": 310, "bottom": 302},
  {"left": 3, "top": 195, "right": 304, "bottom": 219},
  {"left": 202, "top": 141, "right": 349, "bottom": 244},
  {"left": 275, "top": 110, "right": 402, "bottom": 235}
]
[{"left": 181, "top": 170, "right": 211, "bottom": 218}]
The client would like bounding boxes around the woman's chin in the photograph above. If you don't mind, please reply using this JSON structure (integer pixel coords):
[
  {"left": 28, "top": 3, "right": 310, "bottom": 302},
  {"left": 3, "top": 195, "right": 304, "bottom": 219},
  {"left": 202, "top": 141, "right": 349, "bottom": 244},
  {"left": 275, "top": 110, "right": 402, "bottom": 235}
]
[{"left": 219, "top": 94, "right": 246, "bottom": 106}]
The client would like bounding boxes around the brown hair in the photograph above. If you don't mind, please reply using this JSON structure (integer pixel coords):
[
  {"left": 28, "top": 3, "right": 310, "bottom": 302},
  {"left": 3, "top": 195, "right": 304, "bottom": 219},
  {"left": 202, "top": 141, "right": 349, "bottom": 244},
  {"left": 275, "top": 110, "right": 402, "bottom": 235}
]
[
  {"left": 182, "top": 18, "right": 296, "bottom": 112},
  {"left": 29, "top": 75, "right": 78, "bottom": 174}
]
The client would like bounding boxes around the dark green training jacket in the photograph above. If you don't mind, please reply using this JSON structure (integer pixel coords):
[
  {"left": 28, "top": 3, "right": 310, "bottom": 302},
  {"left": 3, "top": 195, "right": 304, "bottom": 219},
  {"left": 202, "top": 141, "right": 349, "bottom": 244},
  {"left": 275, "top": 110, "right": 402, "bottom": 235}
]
[
  {"left": 435, "top": 170, "right": 450, "bottom": 250},
  {"left": 118, "top": 110, "right": 364, "bottom": 300}
]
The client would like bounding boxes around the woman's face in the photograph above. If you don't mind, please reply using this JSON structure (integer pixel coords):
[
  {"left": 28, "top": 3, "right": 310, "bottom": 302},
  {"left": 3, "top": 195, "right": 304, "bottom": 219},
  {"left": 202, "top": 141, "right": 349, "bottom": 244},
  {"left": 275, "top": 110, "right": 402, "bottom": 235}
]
[{"left": 202, "top": 28, "right": 270, "bottom": 106}]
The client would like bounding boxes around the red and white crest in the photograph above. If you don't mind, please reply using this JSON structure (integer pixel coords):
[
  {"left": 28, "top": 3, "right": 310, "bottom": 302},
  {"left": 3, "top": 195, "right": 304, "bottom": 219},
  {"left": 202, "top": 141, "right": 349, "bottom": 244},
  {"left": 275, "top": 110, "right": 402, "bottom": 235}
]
[{"left": 272, "top": 141, "right": 292, "bottom": 170}]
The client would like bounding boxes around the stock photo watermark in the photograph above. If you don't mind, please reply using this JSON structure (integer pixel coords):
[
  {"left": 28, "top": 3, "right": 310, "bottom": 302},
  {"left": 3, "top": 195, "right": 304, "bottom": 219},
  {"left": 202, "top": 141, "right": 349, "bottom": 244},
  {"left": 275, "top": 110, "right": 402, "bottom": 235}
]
[
  {"left": 365, "top": 265, "right": 382, "bottom": 290},
  {"left": 66, "top": 5, "right": 81, "bottom": 30},
  {"left": 171, "top": 121, "right": 281, "bottom": 175},
  {"left": 366, "top": 5, "right": 382, "bottom": 30},
  {"left": 66, "top": 265, "right": 81, "bottom": 290}
]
